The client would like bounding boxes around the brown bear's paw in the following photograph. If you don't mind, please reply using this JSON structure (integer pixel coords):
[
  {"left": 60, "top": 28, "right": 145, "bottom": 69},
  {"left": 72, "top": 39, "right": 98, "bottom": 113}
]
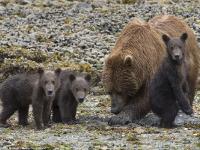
[{"left": 108, "top": 115, "right": 131, "bottom": 126}]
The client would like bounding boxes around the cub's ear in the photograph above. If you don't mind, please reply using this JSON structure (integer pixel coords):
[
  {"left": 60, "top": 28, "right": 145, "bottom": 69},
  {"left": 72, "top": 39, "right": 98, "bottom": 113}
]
[
  {"left": 55, "top": 68, "right": 62, "bottom": 76},
  {"left": 180, "top": 32, "right": 188, "bottom": 42},
  {"left": 38, "top": 67, "right": 44, "bottom": 75},
  {"left": 85, "top": 74, "right": 91, "bottom": 82},
  {"left": 162, "top": 34, "right": 170, "bottom": 45},
  {"left": 69, "top": 74, "right": 76, "bottom": 82},
  {"left": 124, "top": 55, "right": 132, "bottom": 66}
]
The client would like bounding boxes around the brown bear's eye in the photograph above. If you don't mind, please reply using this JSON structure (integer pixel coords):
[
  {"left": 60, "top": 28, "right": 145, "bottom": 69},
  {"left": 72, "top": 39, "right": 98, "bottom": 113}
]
[
  {"left": 52, "top": 81, "right": 55, "bottom": 84},
  {"left": 45, "top": 81, "right": 48, "bottom": 84},
  {"left": 76, "top": 88, "right": 78, "bottom": 92}
]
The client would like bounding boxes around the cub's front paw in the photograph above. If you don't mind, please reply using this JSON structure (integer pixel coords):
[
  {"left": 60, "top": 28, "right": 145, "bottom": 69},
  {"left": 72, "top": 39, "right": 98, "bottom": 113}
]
[{"left": 108, "top": 115, "right": 131, "bottom": 126}]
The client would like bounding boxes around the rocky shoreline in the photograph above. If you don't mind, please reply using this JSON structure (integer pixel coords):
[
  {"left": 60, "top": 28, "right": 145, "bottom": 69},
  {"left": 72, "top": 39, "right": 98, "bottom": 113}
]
[{"left": 0, "top": 0, "right": 200, "bottom": 149}]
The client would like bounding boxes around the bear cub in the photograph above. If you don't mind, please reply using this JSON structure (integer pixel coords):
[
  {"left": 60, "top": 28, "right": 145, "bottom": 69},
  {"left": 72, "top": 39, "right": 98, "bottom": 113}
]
[
  {"left": 0, "top": 68, "right": 61, "bottom": 130},
  {"left": 149, "top": 33, "right": 193, "bottom": 128},
  {"left": 52, "top": 70, "right": 91, "bottom": 124},
  {"left": 32, "top": 68, "right": 61, "bottom": 129}
]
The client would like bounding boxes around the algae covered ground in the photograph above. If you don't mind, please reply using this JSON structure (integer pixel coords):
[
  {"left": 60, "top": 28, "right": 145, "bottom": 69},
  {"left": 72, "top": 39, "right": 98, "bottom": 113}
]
[{"left": 0, "top": 0, "right": 200, "bottom": 149}]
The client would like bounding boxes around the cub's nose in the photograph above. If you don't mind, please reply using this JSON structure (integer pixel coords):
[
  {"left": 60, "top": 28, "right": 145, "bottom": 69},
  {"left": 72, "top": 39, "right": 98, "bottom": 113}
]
[
  {"left": 175, "top": 55, "right": 180, "bottom": 59},
  {"left": 78, "top": 98, "right": 84, "bottom": 103}
]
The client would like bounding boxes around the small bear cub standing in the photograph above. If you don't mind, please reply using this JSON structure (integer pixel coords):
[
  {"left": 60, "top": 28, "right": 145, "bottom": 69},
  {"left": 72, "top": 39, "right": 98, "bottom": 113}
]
[
  {"left": 149, "top": 33, "right": 193, "bottom": 128},
  {"left": 32, "top": 68, "right": 61, "bottom": 129},
  {"left": 52, "top": 70, "right": 91, "bottom": 124},
  {"left": 0, "top": 68, "right": 61, "bottom": 130}
]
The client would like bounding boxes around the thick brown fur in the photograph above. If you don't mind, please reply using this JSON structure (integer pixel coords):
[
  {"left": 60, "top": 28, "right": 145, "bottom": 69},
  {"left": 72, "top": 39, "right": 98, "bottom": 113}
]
[
  {"left": 0, "top": 74, "right": 37, "bottom": 127},
  {"left": 32, "top": 68, "right": 61, "bottom": 129},
  {"left": 52, "top": 70, "right": 91, "bottom": 124},
  {"left": 102, "top": 15, "right": 200, "bottom": 125},
  {"left": 149, "top": 15, "right": 200, "bottom": 105},
  {"left": 150, "top": 33, "right": 193, "bottom": 128},
  {"left": 0, "top": 68, "right": 61, "bottom": 130}
]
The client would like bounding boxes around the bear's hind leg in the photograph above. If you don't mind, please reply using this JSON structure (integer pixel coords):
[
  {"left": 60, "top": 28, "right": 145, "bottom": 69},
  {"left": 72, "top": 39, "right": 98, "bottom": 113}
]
[
  {"left": 32, "top": 102, "right": 44, "bottom": 130},
  {"left": 159, "top": 103, "right": 178, "bottom": 128},
  {"left": 0, "top": 106, "right": 17, "bottom": 127},
  {"left": 18, "top": 106, "right": 29, "bottom": 126},
  {"left": 43, "top": 101, "right": 53, "bottom": 128},
  {"left": 52, "top": 105, "right": 62, "bottom": 123}
]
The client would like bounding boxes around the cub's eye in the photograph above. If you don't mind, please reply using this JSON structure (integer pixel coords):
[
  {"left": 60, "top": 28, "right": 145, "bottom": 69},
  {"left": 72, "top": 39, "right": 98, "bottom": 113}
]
[
  {"left": 52, "top": 81, "right": 55, "bottom": 84},
  {"left": 76, "top": 88, "right": 79, "bottom": 92},
  {"left": 45, "top": 81, "right": 48, "bottom": 84}
]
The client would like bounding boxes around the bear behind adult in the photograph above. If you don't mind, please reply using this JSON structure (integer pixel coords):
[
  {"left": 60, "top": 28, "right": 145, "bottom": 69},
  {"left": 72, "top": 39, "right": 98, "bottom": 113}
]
[
  {"left": 52, "top": 70, "right": 91, "bottom": 124},
  {"left": 0, "top": 68, "right": 61, "bottom": 129},
  {"left": 149, "top": 33, "right": 193, "bottom": 128}
]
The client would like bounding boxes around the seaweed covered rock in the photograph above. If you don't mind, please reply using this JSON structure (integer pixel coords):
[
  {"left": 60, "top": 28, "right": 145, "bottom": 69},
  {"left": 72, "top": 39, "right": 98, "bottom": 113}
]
[{"left": 0, "top": 45, "right": 96, "bottom": 83}]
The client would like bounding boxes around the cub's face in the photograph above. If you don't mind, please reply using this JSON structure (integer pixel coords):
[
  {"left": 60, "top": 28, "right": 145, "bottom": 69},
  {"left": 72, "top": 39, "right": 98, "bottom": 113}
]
[
  {"left": 162, "top": 33, "right": 188, "bottom": 64},
  {"left": 38, "top": 68, "right": 61, "bottom": 98},
  {"left": 69, "top": 74, "right": 91, "bottom": 103}
]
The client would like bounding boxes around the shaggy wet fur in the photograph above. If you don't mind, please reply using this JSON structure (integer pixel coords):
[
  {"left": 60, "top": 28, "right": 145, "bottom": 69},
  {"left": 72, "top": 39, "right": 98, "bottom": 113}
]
[{"left": 150, "top": 33, "right": 193, "bottom": 128}]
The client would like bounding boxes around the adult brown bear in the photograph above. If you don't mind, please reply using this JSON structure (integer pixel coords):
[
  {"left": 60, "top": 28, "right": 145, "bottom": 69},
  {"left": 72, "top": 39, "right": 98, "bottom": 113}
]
[{"left": 102, "top": 15, "right": 200, "bottom": 125}]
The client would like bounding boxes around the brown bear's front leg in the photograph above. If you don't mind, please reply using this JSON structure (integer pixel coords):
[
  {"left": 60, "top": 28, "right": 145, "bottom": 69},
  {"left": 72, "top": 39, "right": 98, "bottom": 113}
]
[
  {"left": 18, "top": 106, "right": 29, "bottom": 126},
  {"left": 32, "top": 102, "right": 44, "bottom": 130},
  {"left": 43, "top": 100, "right": 53, "bottom": 128}
]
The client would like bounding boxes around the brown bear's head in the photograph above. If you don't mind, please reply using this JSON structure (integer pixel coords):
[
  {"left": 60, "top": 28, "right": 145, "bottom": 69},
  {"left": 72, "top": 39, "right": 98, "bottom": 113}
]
[
  {"left": 69, "top": 73, "right": 91, "bottom": 103},
  {"left": 102, "top": 54, "right": 140, "bottom": 114},
  {"left": 38, "top": 68, "right": 61, "bottom": 98},
  {"left": 162, "top": 32, "right": 188, "bottom": 64}
]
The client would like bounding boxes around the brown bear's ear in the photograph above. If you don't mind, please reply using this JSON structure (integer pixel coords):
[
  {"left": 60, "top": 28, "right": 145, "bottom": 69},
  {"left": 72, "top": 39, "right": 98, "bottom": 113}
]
[
  {"left": 105, "top": 55, "right": 113, "bottom": 66},
  {"left": 180, "top": 32, "right": 188, "bottom": 42},
  {"left": 69, "top": 74, "right": 75, "bottom": 82},
  {"left": 162, "top": 34, "right": 170, "bottom": 45},
  {"left": 85, "top": 74, "right": 91, "bottom": 82},
  {"left": 55, "top": 68, "right": 62, "bottom": 76},
  {"left": 124, "top": 55, "right": 132, "bottom": 66},
  {"left": 38, "top": 67, "right": 44, "bottom": 75}
]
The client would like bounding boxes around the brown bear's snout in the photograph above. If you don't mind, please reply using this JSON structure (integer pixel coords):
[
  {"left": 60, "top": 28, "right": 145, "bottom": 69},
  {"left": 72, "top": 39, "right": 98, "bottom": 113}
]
[{"left": 111, "top": 107, "right": 120, "bottom": 114}]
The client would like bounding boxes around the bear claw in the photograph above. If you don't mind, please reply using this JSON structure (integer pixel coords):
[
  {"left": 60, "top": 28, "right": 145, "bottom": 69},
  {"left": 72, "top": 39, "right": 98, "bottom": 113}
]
[{"left": 108, "top": 116, "right": 131, "bottom": 126}]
